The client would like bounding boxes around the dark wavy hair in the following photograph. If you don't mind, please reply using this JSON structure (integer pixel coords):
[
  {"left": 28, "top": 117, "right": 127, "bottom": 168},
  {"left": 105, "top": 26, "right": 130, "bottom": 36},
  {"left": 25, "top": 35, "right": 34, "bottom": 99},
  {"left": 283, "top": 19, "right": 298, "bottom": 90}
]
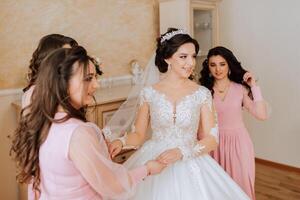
[
  {"left": 199, "top": 46, "right": 252, "bottom": 98},
  {"left": 10, "top": 46, "right": 102, "bottom": 194},
  {"left": 155, "top": 28, "right": 200, "bottom": 73},
  {"left": 23, "top": 34, "right": 78, "bottom": 92}
]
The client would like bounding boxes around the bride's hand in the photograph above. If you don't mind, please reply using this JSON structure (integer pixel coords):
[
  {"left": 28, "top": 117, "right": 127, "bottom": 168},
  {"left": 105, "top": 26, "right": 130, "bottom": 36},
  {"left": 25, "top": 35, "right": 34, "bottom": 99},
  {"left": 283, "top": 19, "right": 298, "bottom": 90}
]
[
  {"left": 108, "top": 140, "right": 123, "bottom": 158},
  {"left": 145, "top": 160, "right": 167, "bottom": 175},
  {"left": 156, "top": 148, "right": 183, "bottom": 165}
]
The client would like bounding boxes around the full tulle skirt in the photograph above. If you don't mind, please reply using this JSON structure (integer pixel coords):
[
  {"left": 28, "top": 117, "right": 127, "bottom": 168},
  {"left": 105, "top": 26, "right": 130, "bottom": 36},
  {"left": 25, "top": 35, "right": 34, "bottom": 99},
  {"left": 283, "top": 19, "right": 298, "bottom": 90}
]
[{"left": 124, "top": 139, "right": 250, "bottom": 200}]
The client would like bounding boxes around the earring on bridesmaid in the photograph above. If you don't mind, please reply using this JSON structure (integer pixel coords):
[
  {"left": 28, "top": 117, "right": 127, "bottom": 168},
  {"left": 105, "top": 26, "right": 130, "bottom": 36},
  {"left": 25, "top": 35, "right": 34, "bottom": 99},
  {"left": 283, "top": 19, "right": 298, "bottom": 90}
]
[
  {"left": 168, "top": 63, "right": 172, "bottom": 71},
  {"left": 228, "top": 69, "right": 231, "bottom": 76}
]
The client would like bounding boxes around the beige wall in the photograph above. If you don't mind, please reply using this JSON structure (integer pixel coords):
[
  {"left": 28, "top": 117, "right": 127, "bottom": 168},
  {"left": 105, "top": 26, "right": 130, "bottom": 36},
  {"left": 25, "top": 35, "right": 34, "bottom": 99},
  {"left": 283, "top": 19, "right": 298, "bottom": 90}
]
[
  {"left": 0, "top": 92, "right": 20, "bottom": 200},
  {"left": 218, "top": 0, "right": 300, "bottom": 167},
  {"left": 0, "top": 1, "right": 159, "bottom": 199},
  {"left": 0, "top": 0, "right": 159, "bottom": 89}
]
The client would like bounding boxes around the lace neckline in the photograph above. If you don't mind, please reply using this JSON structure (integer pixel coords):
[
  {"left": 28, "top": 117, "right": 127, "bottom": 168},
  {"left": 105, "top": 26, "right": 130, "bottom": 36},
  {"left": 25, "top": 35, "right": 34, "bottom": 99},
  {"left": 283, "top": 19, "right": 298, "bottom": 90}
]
[
  {"left": 149, "top": 86, "right": 200, "bottom": 107},
  {"left": 149, "top": 86, "right": 201, "bottom": 125}
]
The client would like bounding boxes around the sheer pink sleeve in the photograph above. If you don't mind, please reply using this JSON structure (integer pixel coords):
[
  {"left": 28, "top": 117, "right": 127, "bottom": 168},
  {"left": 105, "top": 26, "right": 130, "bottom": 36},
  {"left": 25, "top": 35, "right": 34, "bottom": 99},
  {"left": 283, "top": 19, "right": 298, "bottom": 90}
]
[
  {"left": 27, "top": 183, "right": 34, "bottom": 200},
  {"left": 242, "top": 86, "right": 268, "bottom": 120},
  {"left": 69, "top": 124, "right": 147, "bottom": 199}
]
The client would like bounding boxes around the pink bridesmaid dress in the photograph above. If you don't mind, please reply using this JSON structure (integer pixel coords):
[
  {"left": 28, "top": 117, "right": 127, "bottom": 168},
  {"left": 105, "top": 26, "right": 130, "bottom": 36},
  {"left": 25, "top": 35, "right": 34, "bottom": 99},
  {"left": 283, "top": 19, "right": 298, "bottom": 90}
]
[
  {"left": 22, "top": 89, "right": 148, "bottom": 199},
  {"left": 211, "top": 82, "right": 264, "bottom": 200},
  {"left": 28, "top": 112, "right": 148, "bottom": 200}
]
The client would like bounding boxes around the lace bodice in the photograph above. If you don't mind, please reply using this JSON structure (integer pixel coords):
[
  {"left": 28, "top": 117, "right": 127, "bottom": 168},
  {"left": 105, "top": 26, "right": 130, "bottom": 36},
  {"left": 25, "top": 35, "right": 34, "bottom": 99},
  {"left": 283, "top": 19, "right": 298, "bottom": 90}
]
[{"left": 139, "top": 86, "right": 214, "bottom": 145}]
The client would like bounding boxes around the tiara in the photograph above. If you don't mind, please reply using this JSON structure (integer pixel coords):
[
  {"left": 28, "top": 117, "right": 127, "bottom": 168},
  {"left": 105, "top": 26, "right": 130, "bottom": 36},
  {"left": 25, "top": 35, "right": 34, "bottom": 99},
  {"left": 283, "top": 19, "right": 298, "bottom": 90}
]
[{"left": 160, "top": 29, "right": 187, "bottom": 43}]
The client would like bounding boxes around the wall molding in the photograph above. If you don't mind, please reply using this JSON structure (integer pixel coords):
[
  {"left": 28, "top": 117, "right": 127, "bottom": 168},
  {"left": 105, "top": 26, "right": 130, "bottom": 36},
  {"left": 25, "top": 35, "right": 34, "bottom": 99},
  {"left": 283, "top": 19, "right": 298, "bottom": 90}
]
[
  {"left": 255, "top": 157, "right": 300, "bottom": 174},
  {"left": 0, "top": 88, "right": 22, "bottom": 97},
  {"left": 0, "top": 74, "right": 133, "bottom": 97},
  {"left": 99, "top": 74, "right": 133, "bottom": 88}
]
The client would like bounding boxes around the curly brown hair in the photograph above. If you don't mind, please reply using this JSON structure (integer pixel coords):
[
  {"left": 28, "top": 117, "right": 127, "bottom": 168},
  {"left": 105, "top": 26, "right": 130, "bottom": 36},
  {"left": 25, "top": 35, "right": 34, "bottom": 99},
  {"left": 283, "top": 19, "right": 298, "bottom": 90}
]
[
  {"left": 199, "top": 46, "right": 253, "bottom": 99},
  {"left": 10, "top": 46, "right": 102, "bottom": 194},
  {"left": 23, "top": 34, "right": 78, "bottom": 92}
]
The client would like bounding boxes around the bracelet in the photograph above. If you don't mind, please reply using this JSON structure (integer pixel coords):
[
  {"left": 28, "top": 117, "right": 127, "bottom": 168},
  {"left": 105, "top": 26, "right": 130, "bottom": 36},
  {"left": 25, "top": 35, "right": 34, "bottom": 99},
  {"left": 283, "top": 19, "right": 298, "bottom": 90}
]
[{"left": 116, "top": 134, "right": 127, "bottom": 147}]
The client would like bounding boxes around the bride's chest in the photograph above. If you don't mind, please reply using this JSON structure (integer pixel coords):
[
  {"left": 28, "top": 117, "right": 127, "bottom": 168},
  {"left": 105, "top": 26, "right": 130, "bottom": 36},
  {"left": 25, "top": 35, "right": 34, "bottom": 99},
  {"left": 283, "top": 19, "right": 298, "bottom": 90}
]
[{"left": 149, "top": 95, "right": 201, "bottom": 127}]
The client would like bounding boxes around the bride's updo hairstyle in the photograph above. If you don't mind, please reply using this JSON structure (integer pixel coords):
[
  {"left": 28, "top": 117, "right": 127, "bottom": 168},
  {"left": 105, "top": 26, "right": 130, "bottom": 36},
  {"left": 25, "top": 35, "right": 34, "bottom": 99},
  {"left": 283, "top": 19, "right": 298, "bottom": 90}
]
[{"left": 155, "top": 28, "right": 199, "bottom": 73}]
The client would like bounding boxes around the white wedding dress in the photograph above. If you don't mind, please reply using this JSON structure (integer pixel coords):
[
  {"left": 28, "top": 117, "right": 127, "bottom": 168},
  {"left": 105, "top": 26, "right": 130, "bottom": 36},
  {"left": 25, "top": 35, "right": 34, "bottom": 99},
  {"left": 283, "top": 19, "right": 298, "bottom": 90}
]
[{"left": 124, "top": 86, "right": 250, "bottom": 200}]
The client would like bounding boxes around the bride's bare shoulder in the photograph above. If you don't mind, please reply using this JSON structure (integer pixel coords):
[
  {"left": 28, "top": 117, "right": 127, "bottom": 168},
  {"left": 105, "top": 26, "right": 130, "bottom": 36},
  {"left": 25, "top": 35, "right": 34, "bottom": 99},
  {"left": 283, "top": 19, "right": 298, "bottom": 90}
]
[
  {"left": 186, "top": 80, "right": 200, "bottom": 90},
  {"left": 151, "top": 80, "right": 167, "bottom": 90}
]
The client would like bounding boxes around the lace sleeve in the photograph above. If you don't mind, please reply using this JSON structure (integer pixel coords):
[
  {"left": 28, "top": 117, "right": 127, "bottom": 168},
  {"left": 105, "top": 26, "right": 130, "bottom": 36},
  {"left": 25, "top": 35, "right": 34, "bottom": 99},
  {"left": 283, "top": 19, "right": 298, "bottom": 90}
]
[
  {"left": 138, "top": 87, "right": 150, "bottom": 107},
  {"left": 178, "top": 88, "right": 219, "bottom": 161},
  {"left": 201, "top": 89, "right": 219, "bottom": 140}
]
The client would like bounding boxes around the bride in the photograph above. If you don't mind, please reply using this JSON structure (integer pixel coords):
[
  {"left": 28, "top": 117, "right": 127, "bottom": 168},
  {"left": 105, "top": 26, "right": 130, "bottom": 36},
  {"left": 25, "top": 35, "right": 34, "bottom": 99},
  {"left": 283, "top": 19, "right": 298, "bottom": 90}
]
[{"left": 105, "top": 28, "right": 250, "bottom": 200}]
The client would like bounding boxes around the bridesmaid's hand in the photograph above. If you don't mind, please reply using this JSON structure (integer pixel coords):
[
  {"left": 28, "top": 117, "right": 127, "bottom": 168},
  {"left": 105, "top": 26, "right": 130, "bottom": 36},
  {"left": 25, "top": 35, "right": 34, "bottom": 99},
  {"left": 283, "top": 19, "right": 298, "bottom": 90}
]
[
  {"left": 156, "top": 148, "right": 183, "bottom": 165},
  {"left": 108, "top": 140, "right": 122, "bottom": 158},
  {"left": 243, "top": 72, "right": 256, "bottom": 87}
]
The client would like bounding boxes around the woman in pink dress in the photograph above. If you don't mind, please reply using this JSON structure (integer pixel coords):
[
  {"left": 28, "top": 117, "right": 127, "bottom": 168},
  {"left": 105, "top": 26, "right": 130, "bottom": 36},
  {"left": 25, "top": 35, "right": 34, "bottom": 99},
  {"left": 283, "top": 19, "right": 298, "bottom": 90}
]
[
  {"left": 21, "top": 34, "right": 79, "bottom": 199},
  {"left": 199, "top": 46, "right": 268, "bottom": 200},
  {"left": 10, "top": 46, "right": 165, "bottom": 199}
]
